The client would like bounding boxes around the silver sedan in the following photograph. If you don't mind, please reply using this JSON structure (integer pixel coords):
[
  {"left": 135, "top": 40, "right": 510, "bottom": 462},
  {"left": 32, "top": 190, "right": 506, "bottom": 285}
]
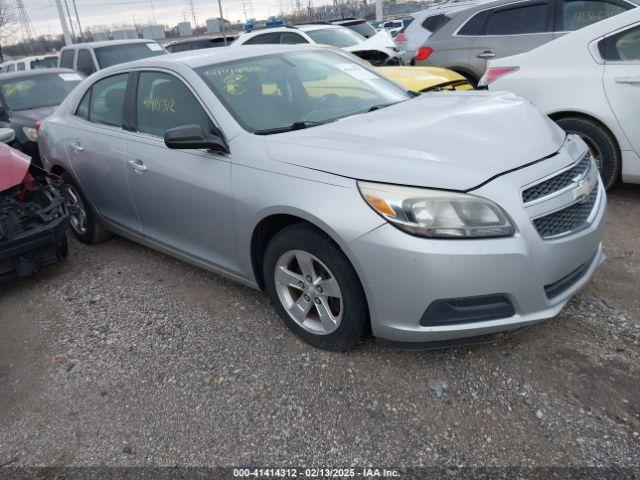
[{"left": 39, "top": 45, "right": 606, "bottom": 350}]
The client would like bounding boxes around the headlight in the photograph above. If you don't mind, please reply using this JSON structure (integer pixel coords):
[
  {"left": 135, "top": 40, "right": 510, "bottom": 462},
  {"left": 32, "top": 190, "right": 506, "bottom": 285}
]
[
  {"left": 22, "top": 126, "right": 38, "bottom": 141},
  {"left": 358, "top": 181, "right": 515, "bottom": 238}
]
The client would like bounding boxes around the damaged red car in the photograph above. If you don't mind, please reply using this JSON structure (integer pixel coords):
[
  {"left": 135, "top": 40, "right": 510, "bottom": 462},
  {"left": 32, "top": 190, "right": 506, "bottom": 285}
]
[{"left": 0, "top": 129, "right": 68, "bottom": 281}]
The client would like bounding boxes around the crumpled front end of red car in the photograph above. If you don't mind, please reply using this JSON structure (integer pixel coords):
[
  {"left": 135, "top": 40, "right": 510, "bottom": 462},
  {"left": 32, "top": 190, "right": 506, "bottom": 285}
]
[{"left": 0, "top": 143, "right": 69, "bottom": 281}]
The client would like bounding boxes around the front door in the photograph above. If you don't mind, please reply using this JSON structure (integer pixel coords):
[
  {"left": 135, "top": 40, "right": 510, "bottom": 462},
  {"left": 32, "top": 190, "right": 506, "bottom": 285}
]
[
  {"left": 123, "top": 70, "right": 237, "bottom": 272},
  {"left": 65, "top": 73, "right": 140, "bottom": 232},
  {"left": 601, "top": 24, "right": 640, "bottom": 155}
]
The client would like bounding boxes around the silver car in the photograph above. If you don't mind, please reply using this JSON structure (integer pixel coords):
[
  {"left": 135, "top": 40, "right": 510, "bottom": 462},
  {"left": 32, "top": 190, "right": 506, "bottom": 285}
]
[
  {"left": 39, "top": 45, "right": 606, "bottom": 350},
  {"left": 412, "top": 0, "right": 637, "bottom": 82}
]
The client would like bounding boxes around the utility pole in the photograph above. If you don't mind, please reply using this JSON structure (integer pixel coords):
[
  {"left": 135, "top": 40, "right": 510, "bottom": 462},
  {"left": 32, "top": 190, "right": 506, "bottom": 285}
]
[
  {"left": 71, "top": 0, "right": 83, "bottom": 41},
  {"left": 217, "top": 0, "right": 227, "bottom": 45},
  {"left": 63, "top": 0, "right": 77, "bottom": 40},
  {"left": 55, "top": 0, "right": 73, "bottom": 45},
  {"left": 375, "top": 0, "right": 382, "bottom": 21}
]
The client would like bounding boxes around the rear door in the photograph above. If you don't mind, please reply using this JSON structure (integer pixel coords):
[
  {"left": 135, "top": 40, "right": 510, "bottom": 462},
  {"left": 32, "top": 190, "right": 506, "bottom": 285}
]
[
  {"left": 469, "top": 1, "right": 555, "bottom": 77},
  {"left": 601, "top": 24, "right": 640, "bottom": 154},
  {"left": 64, "top": 73, "right": 140, "bottom": 232},
  {"left": 122, "top": 70, "right": 236, "bottom": 271}
]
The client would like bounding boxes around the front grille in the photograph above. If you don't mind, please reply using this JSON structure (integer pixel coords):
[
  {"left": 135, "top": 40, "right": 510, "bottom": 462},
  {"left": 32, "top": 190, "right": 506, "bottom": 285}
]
[
  {"left": 523, "top": 154, "right": 591, "bottom": 203},
  {"left": 532, "top": 182, "right": 598, "bottom": 239}
]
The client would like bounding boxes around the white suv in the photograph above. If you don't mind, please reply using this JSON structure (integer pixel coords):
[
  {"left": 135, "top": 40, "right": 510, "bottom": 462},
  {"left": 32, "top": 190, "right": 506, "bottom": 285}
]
[{"left": 232, "top": 24, "right": 401, "bottom": 65}]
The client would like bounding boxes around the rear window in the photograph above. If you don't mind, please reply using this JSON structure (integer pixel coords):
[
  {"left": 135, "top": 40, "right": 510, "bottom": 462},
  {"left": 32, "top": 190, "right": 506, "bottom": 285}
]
[
  {"left": 306, "top": 27, "right": 364, "bottom": 48},
  {"left": 94, "top": 42, "right": 166, "bottom": 68},
  {"left": 561, "top": 0, "right": 631, "bottom": 31},
  {"left": 30, "top": 57, "right": 58, "bottom": 69},
  {"left": 0, "top": 72, "right": 82, "bottom": 110},
  {"left": 342, "top": 21, "right": 377, "bottom": 38},
  {"left": 422, "top": 14, "right": 451, "bottom": 33},
  {"left": 60, "top": 49, "right": 75, "bottom": 68}
]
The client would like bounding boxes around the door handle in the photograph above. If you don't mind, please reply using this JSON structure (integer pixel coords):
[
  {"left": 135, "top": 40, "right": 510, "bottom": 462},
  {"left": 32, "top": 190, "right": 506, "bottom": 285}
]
[
  {"left": 477, "top": 50, "right": 496, "bottom": 59},
  {"left": 127, "top": 159, "right": 148, "bottom": 173},
  {"left": 69, "top": 142, "right": 83, "bottom": 153},
  {"left": 615, "top": 76, "right": 640, "bottom": 84}
]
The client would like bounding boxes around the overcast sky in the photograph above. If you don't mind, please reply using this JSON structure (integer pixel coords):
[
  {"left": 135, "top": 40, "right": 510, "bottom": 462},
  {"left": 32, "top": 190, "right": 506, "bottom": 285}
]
[{"left": 25, "top": 0, "right": 299, "bottom": 40}]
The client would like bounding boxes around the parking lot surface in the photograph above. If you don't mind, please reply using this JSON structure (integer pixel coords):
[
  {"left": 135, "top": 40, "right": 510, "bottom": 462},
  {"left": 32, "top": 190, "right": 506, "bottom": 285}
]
[{"left": 1, "top": 186, "right": 639, "bottom": 469}]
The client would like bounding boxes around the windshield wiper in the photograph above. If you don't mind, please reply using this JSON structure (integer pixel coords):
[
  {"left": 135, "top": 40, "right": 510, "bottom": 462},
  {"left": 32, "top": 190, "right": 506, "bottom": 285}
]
[
  {"left": 368, "top": 102, "right": 397, "bottom": 112},
  {"left": 254, "top": 120, "right": 325, "bottom": 135}
]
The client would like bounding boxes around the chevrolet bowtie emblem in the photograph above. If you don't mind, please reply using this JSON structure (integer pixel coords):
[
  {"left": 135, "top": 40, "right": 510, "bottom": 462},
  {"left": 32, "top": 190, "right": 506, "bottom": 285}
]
[{"left": 575, "top": 177, "right": 594, "bottom": 203}]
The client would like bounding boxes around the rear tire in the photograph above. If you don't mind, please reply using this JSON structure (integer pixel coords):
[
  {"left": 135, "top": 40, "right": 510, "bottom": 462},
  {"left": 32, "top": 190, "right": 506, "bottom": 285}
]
[
  {"left": 61, "top": 172, "right": 112, "bottom": 245},
  {"left": 263, "top": 223, "right": 368, "bottom": 351},
  {"left": 555, "top": 117, "right": 621, "bottom": 190}
]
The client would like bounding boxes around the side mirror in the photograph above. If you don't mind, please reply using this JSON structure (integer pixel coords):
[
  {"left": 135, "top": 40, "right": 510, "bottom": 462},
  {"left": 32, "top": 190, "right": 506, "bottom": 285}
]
[
  {"left": 164, "top": 124, "right": 228, "bottom": 154},
  {"left": 0, "top": 127, "right": 15, "bottom": 144}
]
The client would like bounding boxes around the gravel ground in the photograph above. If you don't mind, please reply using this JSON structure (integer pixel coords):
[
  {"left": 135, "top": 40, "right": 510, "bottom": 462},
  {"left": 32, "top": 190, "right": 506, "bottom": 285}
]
[{"left": 0, "top": 185, "right": 639, "bottom": 472}]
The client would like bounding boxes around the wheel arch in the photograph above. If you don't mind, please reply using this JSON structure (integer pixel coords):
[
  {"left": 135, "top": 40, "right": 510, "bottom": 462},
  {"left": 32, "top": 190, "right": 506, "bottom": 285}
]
[{"left": 548, "top": 110, "right": 622, "bottom": 155}]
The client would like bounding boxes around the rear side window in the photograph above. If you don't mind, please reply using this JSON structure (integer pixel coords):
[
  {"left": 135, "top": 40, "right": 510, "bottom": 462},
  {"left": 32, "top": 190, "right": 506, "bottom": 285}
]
[
  {"left": 561, "top": 0, "right": 631, "bottom": 31},
  {"left": 135, "top": 71, "right": 212, "bottom": 137},
  {"left": 458, "top": 10, "right": 491, "bottom": 35},
  {"left": 280, "top": 32, "right": 308, "bottom": 44},
  {"left": 94, "top": 43, "right": 165, "bottom": 69},
  {"left": 77, "top": 49, "right": 96, "bottom": 76},
  {"left": 166, "top": 42, "right": 192, "bottom": 53},
  {"left": 76, "top": 90, "right": 90, "bottom": 119},
  {"left": 17, "top": 62, "right": 25, "bottom": 71},
  {"left": 598, "top": 24, "right": 640, "bottom": 61},
  {"left": 7, "top": 63, "right": 15, "bottom": 72},
  {"left": 486, "top": 2, "right": 551, "bottom": 35},
  {"left": 244, "top": 33, "right": 278, "bottom": 44},
  {"left": 422, "top": 14, "right": 451, "bottom": 33},
  {"left": 60, "top": 50, "right": 75, "bottom": 69},
  {"left": 88, "top": 74, "right": 128, "bottom": 127}
]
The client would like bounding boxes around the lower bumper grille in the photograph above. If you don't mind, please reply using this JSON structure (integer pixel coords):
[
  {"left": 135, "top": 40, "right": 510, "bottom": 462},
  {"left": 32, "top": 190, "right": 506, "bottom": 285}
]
[
  {"left": 544, "top": 254, "right": 595, "bottom": 299},
  {"left": 532, "top": 182, "right": 598, "bottom": 239}
]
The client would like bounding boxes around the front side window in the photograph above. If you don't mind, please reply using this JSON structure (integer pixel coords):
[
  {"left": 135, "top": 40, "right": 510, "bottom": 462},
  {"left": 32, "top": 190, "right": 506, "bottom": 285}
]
[
  {"left": 0, "top": 72, "right": 83, "bottom": 111},
  {"left": 60, "top": 50, "right": 75, "bottom": 68},
  {"left": 244, "top": 33, "right": 278, "bottom": 44},
  {"left": 486, "top": 2, "right": 550, "bottom": 35},
  {"left": 77, "top": 49, "right": 96, "bottom": 76},
  {"left": 561, "top": 0, "right": 631, "bottom": 31},
  {"left": 88, "top": 74, "right": 128, "bottom": 127},
  {"left": 306, "top": 27, "right": 364, "bottom": 48},
  {"left": 94, "top": 43, "right": 166, "bottom": 69},
  {"left": 599, "top": 24, "right": 640, "bottom": 61},
  {"left": 197, "top": 50, "right": 409, "bottom": 133},
  {"left": 135, "top": 72, "right": 212, "bottom": 137}
]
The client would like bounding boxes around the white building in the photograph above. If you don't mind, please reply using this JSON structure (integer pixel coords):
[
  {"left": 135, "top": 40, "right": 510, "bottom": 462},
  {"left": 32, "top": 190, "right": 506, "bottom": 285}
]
[
  {"left": 206, "top": 18, "right": 231, "bottom": 34},
  {"left": 178, "top": 21, "right": 192, "bottom": 37},
  {"left": 141, "top": 24, "right": 166, "bottom": 40}
]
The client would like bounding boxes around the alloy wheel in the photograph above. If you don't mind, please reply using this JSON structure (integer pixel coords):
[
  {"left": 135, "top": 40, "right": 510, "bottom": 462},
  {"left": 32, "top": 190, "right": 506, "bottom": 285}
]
[
  {"left": 63, "top": 184, "right": 88, "bottom": 235},
  {"left": 274, "top": 250, "right": 343, "bottom": 335}
]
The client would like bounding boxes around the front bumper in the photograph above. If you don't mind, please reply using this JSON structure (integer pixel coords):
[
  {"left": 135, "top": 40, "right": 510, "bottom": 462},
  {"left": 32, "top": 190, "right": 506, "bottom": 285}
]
[
  {"left": 349, "top": 141, "right": 607, "bottom": 344},
  {"left": 0, "top": 211, "right": 69, "bottom": 281}
]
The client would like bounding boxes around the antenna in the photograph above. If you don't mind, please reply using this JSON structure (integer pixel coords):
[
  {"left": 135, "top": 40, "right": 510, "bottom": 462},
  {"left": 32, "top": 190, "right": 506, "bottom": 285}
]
[
  {"left": 15, "top": 0, "right": 36, "bottom": 50},
  {"left": 241, "top": 0, "right": 254, "bottom": 22},
  {"left": 187, "top": 0, "right": 198, "bottom": 28}
]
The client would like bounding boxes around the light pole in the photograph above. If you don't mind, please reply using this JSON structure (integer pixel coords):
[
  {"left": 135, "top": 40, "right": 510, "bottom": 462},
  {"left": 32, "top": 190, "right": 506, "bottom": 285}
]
[
  {"left": 55, "top": 0, "right": 73, "bottom": 45},
  {"left": 217, "top": 0, "right": 227, "bottom": 45}
]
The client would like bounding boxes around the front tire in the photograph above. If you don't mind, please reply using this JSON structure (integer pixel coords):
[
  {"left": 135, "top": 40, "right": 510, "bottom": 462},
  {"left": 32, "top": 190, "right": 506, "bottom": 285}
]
[
  {"left": 263, "top": 223, "right": 368, "bottom": 351},
  {"left": 61, "top": 172, "right": 112, "bottom": 244},
  {"left": 555, "top": 117, "right": 621, "bottom": 190}
]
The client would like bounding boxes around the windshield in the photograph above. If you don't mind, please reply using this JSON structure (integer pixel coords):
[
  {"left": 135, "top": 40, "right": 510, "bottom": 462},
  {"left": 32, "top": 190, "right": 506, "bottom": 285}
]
[
  {"left": 343, "top": 21, "right": 377, "bottom": 38},
  {"left": 0, "top": 72, "right": 83, "bottom": 110},
  {"left": 306, "top": 27, "right": 365, "bottom": 48},
  {"left": 30, "top": 57, "right": 58, "bottom": 69},
  {"left": 95, "top": 43, "right": 166, "bottom": 68},
  {"left": 196, "top": 50, "right": 410, "bottom": 133}
]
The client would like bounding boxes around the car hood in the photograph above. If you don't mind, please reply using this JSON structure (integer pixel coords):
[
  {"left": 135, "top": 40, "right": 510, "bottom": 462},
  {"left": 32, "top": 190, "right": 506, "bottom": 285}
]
[
  {"left": 345, "top": 29, "right": 397, "bottom": 54},
  {"left": 376, "top": 66, "right": 468, "bottom": 91},
  {"left": 11, "top": 105, "right": 57, "bottom": 126},
  {"left": 265, "top": 91, "right": 565, "bottom": 191},
  {"left": 0, "top": 143, "right": 31, "bottom": 191}
]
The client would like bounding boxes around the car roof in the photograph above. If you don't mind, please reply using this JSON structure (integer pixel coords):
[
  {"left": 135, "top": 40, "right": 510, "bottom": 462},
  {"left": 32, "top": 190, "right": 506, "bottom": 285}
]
[
  {"left": 61, "top": 39, "right": 157, "bottom": 50},
  {"left": 0, "top": 68, "right": 79, "bottom": 80},
  {"left": 103, "top": 44, "right": 335, "bottom": 71},
  {"left": 238, "top": 23, "right": 343, "bottom": 37},
  {"left": 167, "top": 34, "right": 237, "bottom": 46}
]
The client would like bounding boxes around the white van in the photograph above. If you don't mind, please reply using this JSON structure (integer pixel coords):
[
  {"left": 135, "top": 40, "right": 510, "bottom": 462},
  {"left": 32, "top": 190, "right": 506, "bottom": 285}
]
[{"left": 0, "top": 54, "right": 60, "bottom": 73}]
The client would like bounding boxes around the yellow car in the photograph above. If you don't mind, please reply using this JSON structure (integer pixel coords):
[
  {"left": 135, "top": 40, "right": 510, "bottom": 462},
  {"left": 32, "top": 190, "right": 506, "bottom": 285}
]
[{"left": 375, "top": 66, "right": 473, "bottom": 93}]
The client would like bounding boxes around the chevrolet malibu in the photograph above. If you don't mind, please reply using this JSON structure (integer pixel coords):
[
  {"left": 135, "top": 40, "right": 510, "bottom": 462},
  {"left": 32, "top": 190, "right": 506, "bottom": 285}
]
[{"left": 39, "top": 45, "right": 606, "bottom": 351}]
